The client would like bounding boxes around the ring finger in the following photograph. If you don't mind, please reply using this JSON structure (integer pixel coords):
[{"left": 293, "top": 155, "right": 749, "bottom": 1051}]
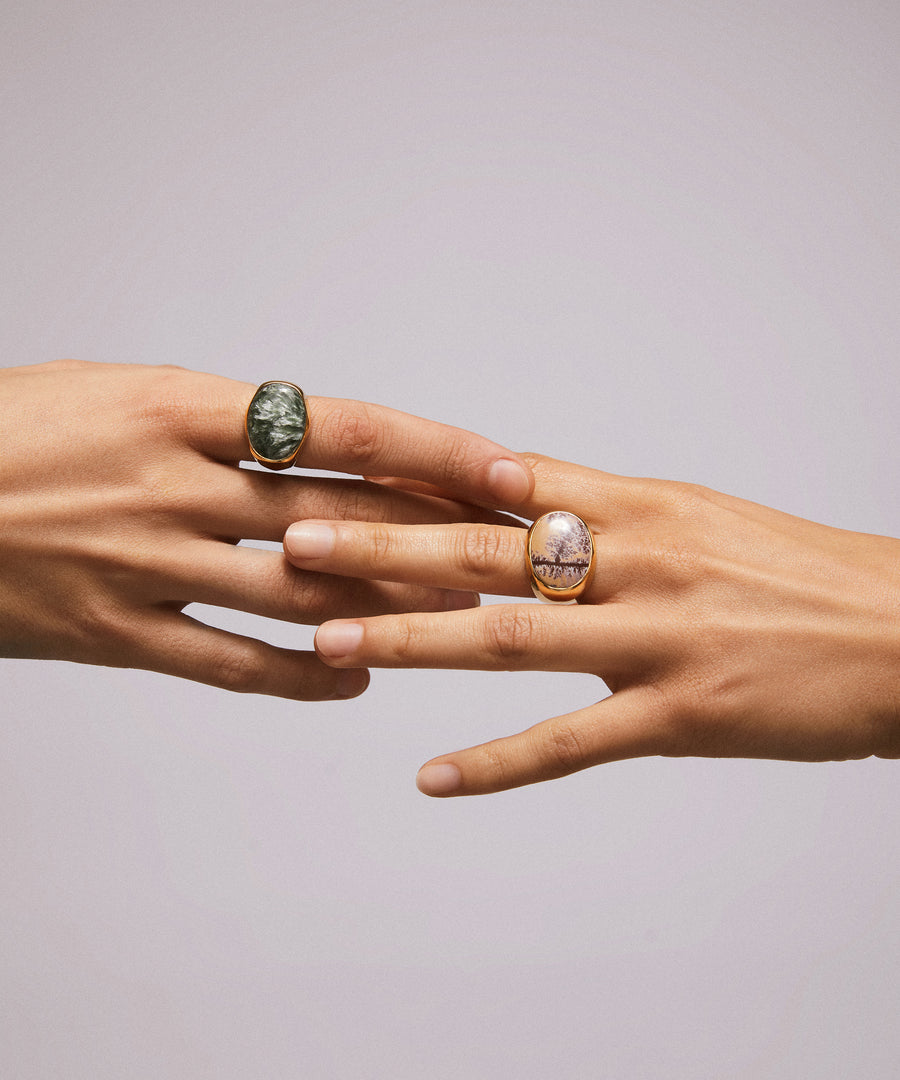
[
  {"left": 160, "top": 540, "right": 480, "bottom": 624},
  {"left": 285, "top": 519, "right": 706, "bottom": 607}
]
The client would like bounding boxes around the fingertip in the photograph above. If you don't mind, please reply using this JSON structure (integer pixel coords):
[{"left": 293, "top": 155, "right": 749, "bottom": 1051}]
[
  {"left": 416, "top": 762, "right": 463, "bottom": 797},
  {"left": 314, "top": 621, "right": 363, "bottom": 662},
  {"left": 284, "top": 521, "right": 335, "bottom": 560},
  {"left": 487, "top": 458, "right": 531, "bottom": 505},
  {"left": 333, "top": 668, "right": 370, "bottom": 699},
  {"left": 445, "top": 590, "right": 480, "bottom": 611}
]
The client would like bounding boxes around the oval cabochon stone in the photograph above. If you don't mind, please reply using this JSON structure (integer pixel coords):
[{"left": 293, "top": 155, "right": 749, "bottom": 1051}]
[
  {"left": 246, "top": 382, "right": 308, "bottom": 463},
  {"left": 529, "top": 511, "right": 593, "bottom": 590}
]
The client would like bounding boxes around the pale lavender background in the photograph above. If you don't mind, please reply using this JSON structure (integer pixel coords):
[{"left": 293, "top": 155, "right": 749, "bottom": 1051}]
[{"left": 2, "top": 2, "right": 899, "bottom": 1077}]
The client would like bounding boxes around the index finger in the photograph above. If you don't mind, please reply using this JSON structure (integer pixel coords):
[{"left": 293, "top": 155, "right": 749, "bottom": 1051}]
[{"left": 194, "top": 375, "right": 534, "bottom": 508}]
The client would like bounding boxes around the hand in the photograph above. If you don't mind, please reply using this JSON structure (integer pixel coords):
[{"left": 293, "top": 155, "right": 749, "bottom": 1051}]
[
  {"left": 0, "top": 359, "right": 532, "bottom": 698},
  {"left": 284, "top": 454, "right": 900, "bottom": 793}
]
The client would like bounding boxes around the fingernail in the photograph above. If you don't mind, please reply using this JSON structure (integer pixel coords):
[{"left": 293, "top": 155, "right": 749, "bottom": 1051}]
[
  {"left": 416, "top": 763, "right": 462, "bottom": 796},
  {"left": 333, "top": 669, "right": 370, "bottom": 699},
  {"left": 445, "top": 591, "right": 480, "bottom": 611},
  {"left": 315, "top": 621, "right": 363, "bottom": 660},
  {"left": 488, "top": 459, "right": 530, "bottom": 505},
  {"left": 285, "top": 522, "right": 336, "bottom": 559}
]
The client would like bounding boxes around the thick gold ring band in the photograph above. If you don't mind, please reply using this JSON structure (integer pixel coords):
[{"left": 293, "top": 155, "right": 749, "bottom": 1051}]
[
  {"left": 527, "top": 511, "right": 595, "bottom": 603},
  {"left": 245, "top": 381, "right": 310, "bottom": 470}
]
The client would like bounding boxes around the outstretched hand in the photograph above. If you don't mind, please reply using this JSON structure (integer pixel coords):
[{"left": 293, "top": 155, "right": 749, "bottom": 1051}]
[
  {"left": 0, "top": 360, "right": 531, "bottom": 698},
  {"left": 284, "top": 454, "right": 900, "bottom": 793}
]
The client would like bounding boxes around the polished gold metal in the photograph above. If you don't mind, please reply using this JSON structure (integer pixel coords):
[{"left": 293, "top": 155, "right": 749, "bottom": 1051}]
[
  {"left": 245, "top": 380, "right": 310, "bottom": 470},
  {"left": 527, "top": 511, "right": 595, "bottom": 603}
]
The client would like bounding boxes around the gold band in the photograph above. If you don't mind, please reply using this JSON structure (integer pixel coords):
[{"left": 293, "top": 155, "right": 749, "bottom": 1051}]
[
  {"left": 245, "top": 381, "right": 310, "bottom": 470},
  {"left": 527, "top": 511, "right": 595, "bottom": 603}
]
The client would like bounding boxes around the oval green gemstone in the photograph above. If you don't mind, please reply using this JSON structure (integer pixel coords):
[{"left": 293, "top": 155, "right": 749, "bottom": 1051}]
[{"left": 246, "top": 382, "right": 308, "bottom": 464}]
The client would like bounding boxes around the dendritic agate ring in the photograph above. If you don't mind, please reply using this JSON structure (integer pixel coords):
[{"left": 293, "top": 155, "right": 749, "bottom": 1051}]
[
  {"left": 527, "top": 511, "right": 595, "bottom": 602},
  {"left": 245, "top": 381, "right": 310, "bottom": 469}
]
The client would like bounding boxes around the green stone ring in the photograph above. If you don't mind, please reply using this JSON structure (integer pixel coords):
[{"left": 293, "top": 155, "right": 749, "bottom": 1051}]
[{"left": 245, "top": 381, "right": 310, "bottom": 469}]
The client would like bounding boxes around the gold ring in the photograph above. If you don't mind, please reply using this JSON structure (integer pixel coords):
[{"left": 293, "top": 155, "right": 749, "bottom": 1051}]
[
  {"left": 527, "top": 511, "right": 595, "bottom": 603},
  {"left": 245, "top": 381, "right": 310, "bottom": 470}
]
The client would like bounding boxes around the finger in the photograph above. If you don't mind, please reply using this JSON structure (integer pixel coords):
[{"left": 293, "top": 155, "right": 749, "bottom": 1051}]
[
  {"left": 519, "top": 454, "right": 693, "bottom": 531},
  {"left": 284, "top": 520, "right": 686, "bottom": 606},
  {"left": 190, "top": 376, "right": 533, "bottom": 507},
  {"left": 161, "top": 542, "right": 480, "bottom": 623},
  {"left": 415, "top": 688, "right": 668, "bottom": 796},
  {"left": 189, "top": 465, "right": 519, "bottom": 544},
  {"left": 307, "top": 398, "right": 532, "bottom": 506},
  {"left": 124, "top": 609, "right": 371, "bottom": 701},
  {"left": 313, "top": 603, "right": 666, "bottom": 677},
  {"left": 360, "top": 475, "right": 481, "bottom": 502},
  {"left": 285, "top": 520, "right": 531, "bottom": 596}
]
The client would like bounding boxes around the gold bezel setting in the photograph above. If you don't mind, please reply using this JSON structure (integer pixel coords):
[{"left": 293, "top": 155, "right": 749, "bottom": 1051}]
[{"left": 245, "top": 381, "right": 310, "bottom": 470}]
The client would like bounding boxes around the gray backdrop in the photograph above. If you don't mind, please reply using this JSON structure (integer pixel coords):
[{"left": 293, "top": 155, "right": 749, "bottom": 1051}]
[{"left": 3, "top": 2, "right": 899, "bottom": 1077}]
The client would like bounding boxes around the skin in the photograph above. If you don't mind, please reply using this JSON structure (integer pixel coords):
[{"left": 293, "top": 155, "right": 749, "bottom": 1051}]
[
  {"left": 0, "top": 359, "right": 533, "bottom": 699},
  {"left": 283, "top": 453, "right": 900, "bottom": 794}
]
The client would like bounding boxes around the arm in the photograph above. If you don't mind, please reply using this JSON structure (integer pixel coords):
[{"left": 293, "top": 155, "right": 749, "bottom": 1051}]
[
  {"left": 284, "top": 453, "right": 900, "bottom": 792},
  {"left": 0, "top": 359, "right": 531, "bottom": 699}
]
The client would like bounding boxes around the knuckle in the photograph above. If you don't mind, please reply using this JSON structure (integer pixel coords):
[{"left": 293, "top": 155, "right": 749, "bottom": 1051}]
[
  {"left": 438, "top": 435, "right": 480, "bottom": 487},
  {"left": 476, "top": 740, "right": 511, "bottom": 790},
  {"left": 659, "top": 481, "right": 716, "bottom": 521},
  {"left": 482, "top": 606, "right": 539, "bottom": 664},
  {"left": 459, "top": 525, "right": 507, "bottom": 579},
  {"left": 389, "top": 617, "right": 422, "bottom": 663},
  {"left": 368, "top": 523, "right": 396, "bottom": 565},
  {"left": 281, "top": 571, "right": 333, "bottom": 622},
  {"left": 133, "top": 366, "right": 197, "bottom": 437},
  {"left": 534, "top": 717, "right": 590, "bottom": 776},
  {"left": 330, "top": 479, "right": 381, "bottom": 524},
  {"left": 633, "top": 479, "right": 702, "bottom": 524},
  {"left": 322, "top": 403, "right": 384, "bottom": 466},
  {"left": 302, "top": 479, "right": 379, "bottom": 526},
  {"left": 635, "top": 535, "right": 703, "bottom": 589},
  {"left": 214, "top": 643, "right": 269, "bottom": 694}
]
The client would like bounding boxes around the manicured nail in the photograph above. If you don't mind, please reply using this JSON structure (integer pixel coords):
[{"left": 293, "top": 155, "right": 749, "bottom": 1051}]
[
  {"left": 285, "top": 522, "right": 336, "bottom": 559},
  {"left": 315, "top": 621, "right": 363, "bottom": 660},
  {"left": 333, "top": 669, "right": 370, "bottom": 699},
  {"left": 445, "top": 591, "right": 480, "bottom": 611},
  {"left": 416, "top": 762, "right": 462, "bottom": 796},
  {"left": 488, "top": 459, "right": 530, "bottom": 505}
]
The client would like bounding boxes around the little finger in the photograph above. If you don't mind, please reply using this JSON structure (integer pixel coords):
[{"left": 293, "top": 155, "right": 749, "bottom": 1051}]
[
  {"left": 415, "top": 688, "right": 668, "bottom": 796},
  {"left": 127, "top": 610, "right": 371, "bottom": 701},
  {"left": 313, "top": 603, "right": 665, "bottom": 677}
]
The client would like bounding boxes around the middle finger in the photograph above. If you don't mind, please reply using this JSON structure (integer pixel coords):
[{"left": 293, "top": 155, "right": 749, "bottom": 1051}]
[{"left": 192, "top": 464, "right": 516, "bottom": 543}]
